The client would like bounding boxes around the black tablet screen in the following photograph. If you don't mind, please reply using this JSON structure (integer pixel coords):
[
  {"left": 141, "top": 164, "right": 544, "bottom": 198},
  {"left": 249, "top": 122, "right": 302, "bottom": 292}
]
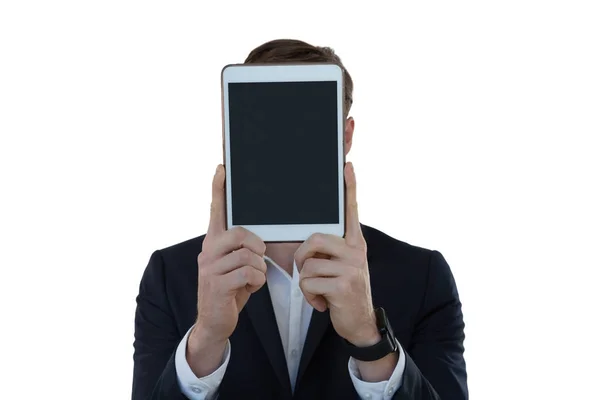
[{"left": 228, "top": 81, "right": 340, "bottom": 225}]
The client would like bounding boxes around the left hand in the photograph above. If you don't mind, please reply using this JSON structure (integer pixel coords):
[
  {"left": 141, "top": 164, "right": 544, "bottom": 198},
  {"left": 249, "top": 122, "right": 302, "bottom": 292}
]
[{"left": 295, "top": 162, "right": 380, "bottom": 347}]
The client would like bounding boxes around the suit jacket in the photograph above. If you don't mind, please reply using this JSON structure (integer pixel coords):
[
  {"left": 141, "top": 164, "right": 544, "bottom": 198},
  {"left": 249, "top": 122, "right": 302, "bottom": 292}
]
[{"left": 132, "top": 224, "right": 468, "bottom": 399}]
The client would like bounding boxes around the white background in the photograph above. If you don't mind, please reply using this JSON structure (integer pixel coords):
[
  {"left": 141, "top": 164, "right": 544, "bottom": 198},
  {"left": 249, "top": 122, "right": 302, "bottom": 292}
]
[{"left": 1, "top": 1, "right": 598, "bottom": 399}]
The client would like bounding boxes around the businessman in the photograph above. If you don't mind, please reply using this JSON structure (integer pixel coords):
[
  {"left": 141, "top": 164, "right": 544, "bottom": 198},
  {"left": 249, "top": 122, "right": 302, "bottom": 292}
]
[{"left": 132, "top": 39, "right": 468, "bottom": 399}]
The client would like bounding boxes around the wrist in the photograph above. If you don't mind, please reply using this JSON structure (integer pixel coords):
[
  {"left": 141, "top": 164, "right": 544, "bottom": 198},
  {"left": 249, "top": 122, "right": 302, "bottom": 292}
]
[
  {"left": 189, "top": 325, "right": 228, "bottom": 351},
  {"left": 346, "top": 320, "right": 381, "bottom": 347},
  {"left": 186, "top": 325, "right": 228, "bottom": 377}
]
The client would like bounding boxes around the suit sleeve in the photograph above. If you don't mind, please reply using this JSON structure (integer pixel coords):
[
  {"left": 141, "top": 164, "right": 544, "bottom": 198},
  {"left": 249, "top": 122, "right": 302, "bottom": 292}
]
[
  {"left": 132, "top": 250, "right": 188, "bottom": 399},
  {"left": 392, "top": 250, "right": 468, "bottom": 400}
]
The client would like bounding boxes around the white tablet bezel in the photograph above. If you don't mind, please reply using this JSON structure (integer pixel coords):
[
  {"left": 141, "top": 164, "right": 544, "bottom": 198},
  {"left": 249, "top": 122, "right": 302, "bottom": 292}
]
[{"left": 221, "top": 63, "right": 345, "bottom": 242}]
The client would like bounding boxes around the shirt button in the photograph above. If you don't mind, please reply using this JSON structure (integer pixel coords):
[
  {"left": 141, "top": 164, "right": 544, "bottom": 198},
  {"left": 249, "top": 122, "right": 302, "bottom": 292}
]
[
  {"left": 190, "top": 386, "right": 202, "bottom": 394},
  {"left": 365, "top": 393, "right": 372, "bottom": 399},
  {"left": 294, "top": 288, "right": 302, "bottom": 297},
  {"left": 387, "top": 386, "right": 395, "bottom": 395},
  {"left": 291, "top": 349, "right": 298, "bottom": 357}
]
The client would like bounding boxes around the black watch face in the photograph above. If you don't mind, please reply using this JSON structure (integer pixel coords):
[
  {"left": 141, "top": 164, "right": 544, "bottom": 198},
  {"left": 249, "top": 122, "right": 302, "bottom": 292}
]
[
  {"left": 376, "top": 307, "right": 397, "bottom": 352},
  {"left": 375, "top": 307, "right": 388, "bottom": 330}
]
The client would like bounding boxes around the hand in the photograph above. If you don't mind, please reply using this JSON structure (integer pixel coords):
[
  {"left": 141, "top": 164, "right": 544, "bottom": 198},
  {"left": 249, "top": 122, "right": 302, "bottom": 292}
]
[
  {"left": 187, "top": 164, "right": 267, "bottom": 376},
  {"left": 295, "top": 162, "right": 379, "bottom": 347}
]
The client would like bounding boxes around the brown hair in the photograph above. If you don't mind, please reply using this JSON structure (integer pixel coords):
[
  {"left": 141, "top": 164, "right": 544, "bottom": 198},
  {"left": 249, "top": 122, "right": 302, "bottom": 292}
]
[{"left": 244, "top": 39, "right": 354, "bottom": 116}]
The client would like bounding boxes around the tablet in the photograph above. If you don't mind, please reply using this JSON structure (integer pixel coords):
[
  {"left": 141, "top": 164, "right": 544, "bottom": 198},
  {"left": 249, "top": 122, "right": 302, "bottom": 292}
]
[{"left": 221, "top": 63, "right": 345, "bottom": 242}]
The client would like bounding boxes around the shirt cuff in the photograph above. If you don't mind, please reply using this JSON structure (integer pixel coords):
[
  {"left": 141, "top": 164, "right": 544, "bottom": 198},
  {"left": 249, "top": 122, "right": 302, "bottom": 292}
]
[
  {"left": 174, "top": 325, "right": 231, "bottom": 400},
  {"left": 348, "top": 340, "right": 406, "bottom": 400}
]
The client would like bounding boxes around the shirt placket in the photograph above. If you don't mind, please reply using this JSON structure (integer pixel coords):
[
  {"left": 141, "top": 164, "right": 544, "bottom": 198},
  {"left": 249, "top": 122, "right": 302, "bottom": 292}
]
[{"left": 288, "top": 262, "right": 304, "bottom": 389}]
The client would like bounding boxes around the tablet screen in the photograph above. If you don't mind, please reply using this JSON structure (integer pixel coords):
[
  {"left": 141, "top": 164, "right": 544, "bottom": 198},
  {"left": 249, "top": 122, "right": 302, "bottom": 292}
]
[{"left": 228, "top": 81, "right": 339, "bottom": 226}]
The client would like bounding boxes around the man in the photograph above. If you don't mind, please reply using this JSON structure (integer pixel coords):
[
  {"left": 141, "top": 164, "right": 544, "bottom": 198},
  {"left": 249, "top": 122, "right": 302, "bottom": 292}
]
[{"left": 132, "top": 39, "right": 467, "bottom": 400}]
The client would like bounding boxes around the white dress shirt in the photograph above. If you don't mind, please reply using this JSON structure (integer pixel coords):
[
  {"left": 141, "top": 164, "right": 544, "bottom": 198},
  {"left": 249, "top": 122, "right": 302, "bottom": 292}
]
[{"left": 175, "top": 257, "right": 406, "bottom": 400}]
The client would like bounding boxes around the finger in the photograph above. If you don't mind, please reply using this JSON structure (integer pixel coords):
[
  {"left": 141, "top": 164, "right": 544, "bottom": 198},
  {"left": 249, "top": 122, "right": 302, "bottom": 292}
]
[
  {"left": 211, "top": 248, "right": 267, "bottom": 275},
  {"left": 222, "top": 265, "right": 266, "bottom": 293},
  {"left": 235, "top": 288, "right": 251, "bottom": 312},
  {"left": 344, "top": 162, "right": 365, "bottom": 248},
  {"left": 207, "top": 164, "right": 226, "bottom": 237},
  {"left": 206, "top": 226, "right": 266, "bottom": 259},
  {"left": 294, "top": 233, "right": 347, "bottom": 270},
  {"left": 308, "top": 296, "right": 328, "bottom": 312},
  {"left": 299, "top": 258, "right": 345, "bottom": 280},
  {"left": 299, "top": 276, "right": 339, "bottom": 312}
]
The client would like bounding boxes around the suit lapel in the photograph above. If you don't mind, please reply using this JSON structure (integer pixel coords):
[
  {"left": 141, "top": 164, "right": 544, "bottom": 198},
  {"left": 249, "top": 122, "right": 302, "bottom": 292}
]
[
  {"left": 244, "top": 283, "right": 293, "bottom": 396},
  {"left": 296, "top": 308, "right": 331, "bottom": 387}
]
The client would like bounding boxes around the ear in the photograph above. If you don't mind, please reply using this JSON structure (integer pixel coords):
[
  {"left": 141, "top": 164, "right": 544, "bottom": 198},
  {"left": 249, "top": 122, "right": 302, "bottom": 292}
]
[{"left": 344, "top": 117, "right": 355, "bottom": 156}]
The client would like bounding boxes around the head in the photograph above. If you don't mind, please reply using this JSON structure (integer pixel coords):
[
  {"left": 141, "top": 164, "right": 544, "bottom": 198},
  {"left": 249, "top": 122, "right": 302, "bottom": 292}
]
[{"left": 244, "top": 39, "right": 356, "bottom": 155}]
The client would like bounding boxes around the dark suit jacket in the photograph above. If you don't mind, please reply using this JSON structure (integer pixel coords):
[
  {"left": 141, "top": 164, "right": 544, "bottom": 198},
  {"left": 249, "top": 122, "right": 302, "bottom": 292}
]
[{"left": 132, "top": 224, "right": 468, "bottom": 399}]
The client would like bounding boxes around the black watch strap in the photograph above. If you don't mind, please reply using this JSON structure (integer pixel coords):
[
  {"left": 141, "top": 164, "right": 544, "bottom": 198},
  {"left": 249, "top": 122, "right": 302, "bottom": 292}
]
[{"left": 344, "top": 307, "right": 398, "bottom": 362}]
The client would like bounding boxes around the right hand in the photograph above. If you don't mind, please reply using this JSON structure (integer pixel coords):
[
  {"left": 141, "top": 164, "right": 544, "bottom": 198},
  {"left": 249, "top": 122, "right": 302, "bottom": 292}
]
[{"left": 187, "top": 165, "right": 267, "bottom": 374}]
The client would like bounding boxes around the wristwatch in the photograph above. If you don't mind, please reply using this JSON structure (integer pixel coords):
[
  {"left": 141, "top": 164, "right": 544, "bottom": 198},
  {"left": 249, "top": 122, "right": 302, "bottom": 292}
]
[{"left": 344, "top": 307, "right": 398, "bottom": 362}]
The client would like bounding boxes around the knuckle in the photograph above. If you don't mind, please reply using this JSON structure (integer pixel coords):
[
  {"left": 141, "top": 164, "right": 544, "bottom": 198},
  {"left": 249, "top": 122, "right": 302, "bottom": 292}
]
[
  {"left": 197, "top": 251, "right": 208, "bottom": 266},
  {"left": 230, "top": 226, "right": 247, "bottom": 243},
  {"left": 258, "top": 240, "right": 267, "bottom": 255},
  {"left": 259, "top": 258, "right": 268, "bottom": 273},
  {"left": 257, "top": 271, "right": 267, "bottom": 285},
  {"left": 302, "top": 259, "right": 316, "bottom": 275},
  {"left": 237, "top": 248, "right": 253, "bottom": 264},
  {"left": 299, "top": 278, "right": 307, "bottom": 291},
  {"left": 309, "top": 233, "right": 323, "bottom": 247},
  {"left": 239, "top": 266, "right": 251, "bottom": 282}
]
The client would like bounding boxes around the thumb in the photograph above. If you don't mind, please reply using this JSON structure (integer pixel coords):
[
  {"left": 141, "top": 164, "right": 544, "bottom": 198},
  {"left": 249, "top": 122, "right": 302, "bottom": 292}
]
[
  {"left": 207, "top": 164, "right": 226, "bottom": 237},
  {"left": 344, "top": 162, "right": 364, "bottom": 247}
]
